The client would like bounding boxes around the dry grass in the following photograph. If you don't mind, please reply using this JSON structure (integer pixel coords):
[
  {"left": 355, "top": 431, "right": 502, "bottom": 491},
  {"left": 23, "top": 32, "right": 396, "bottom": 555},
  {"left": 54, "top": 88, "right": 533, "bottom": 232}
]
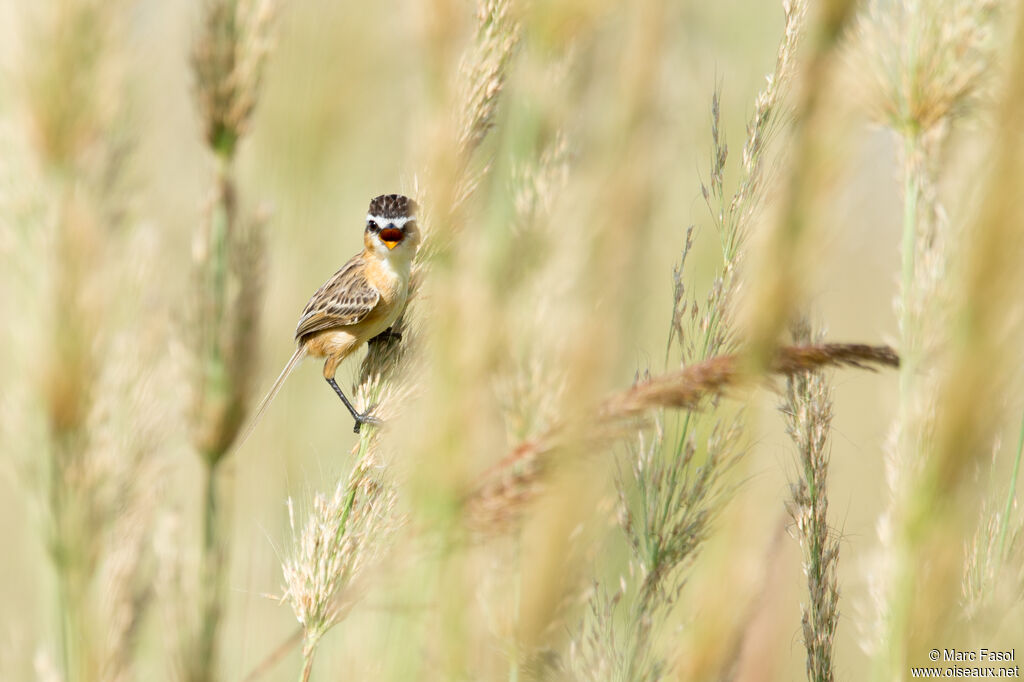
[
  {"left": 12, "top": 2, "right": 166, "bottom": 680},
  {"left": 741, "top": 0, "right": 858, "bottom": 368},
  {"left": 281, "top": 457, "right": 400, "bottom": 681},
  {"left": 783, "top": 319, "right": 839, "bottom": 682},
  {"left": 850, "top": 0, "right": 1022, "bottom": 675},
  {"left": 1, "top": 1, "right": 1022, "bottom": 681},
  {"left": 888, "top": 0, "right": 1024, "bottom": 660},
  {"left": 468, "top": 342, "right": 897, "bottom": 534},
  {"left": 184, "top": 1, "right": 276, "bottom": 680}
]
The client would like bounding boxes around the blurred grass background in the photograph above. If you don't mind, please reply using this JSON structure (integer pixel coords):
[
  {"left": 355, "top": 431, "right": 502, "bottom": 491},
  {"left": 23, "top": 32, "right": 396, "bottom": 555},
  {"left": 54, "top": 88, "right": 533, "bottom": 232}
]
[{"left": 1, "top": 0, "right": 1020, "bottom": 680}]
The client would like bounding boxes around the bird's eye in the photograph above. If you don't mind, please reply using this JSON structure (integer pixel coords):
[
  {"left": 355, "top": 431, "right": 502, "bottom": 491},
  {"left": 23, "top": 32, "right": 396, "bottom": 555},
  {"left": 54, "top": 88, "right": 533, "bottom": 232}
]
[
  {"left": 404, "top": 220, "right": 417, "bottom": 231},
  {"left": 367, "top": 222, "right": 381, "bottom": 233}
]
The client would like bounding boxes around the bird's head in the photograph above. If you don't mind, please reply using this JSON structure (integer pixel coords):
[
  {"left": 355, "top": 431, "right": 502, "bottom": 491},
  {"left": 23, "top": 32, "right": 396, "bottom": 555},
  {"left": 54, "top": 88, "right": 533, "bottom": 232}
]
[{"left": 364, "top": 193, "right": 420, "bottom": 259}]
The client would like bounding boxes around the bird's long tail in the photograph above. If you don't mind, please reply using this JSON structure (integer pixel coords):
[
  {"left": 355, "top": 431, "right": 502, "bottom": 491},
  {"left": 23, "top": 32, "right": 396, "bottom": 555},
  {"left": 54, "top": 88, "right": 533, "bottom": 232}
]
[{"left": 234, "top": 346, "right": 307, "bottom": 454}]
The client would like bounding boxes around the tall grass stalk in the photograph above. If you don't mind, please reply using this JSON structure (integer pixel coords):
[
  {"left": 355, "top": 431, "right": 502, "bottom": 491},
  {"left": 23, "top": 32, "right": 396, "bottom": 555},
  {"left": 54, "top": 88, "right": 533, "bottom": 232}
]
[
  {"left": 11, "top": 0, "right": 184, "bottom": 679},
  {"left": 18, "top": 1, "right": 154, "bottom": 679},
  {"left": 281, "top": 455, "right": 400, "bottom": 682},
  {"left": 508, "top": 0, "right": 673, "bottom": 666},
  {"left": 784, "top": 319, "right": 838, "bottom": 682},
  {"left": 851, "top": 0, "right": 1004, "bottom": 673},
  {"left": 567, "top": 2, "right": 815, "bottom": 676},
  {"left": 892, "top": 1, "right": 1024, "bottom": 642},
  {"left": 743, "top": 0, "right": 857, "bottom": 369},
  {"left": 187, "top": 1, "right": 274, "bottom": 679},
  {"left": 898, "top": 133, "right": 920, "bottom": 409}
]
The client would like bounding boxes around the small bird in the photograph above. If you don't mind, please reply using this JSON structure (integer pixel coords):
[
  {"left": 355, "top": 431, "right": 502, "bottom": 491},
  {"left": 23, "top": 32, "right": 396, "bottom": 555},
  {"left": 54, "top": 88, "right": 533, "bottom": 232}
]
[{"left": 237, "top": 194, "right": 420, "bottom": 447}]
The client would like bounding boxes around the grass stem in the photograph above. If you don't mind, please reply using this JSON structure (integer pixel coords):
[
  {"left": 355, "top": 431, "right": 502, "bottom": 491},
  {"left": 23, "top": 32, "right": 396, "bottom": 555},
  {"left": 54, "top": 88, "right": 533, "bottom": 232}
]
[
  {"left": 195, "top": 461, "right": 227, "bottom": 682},
  {"left": 899, "top": 132, "right": 920, "bottom": 397},
  {"left": 299, "top": 649, "right": 316, "bottom": 682}
]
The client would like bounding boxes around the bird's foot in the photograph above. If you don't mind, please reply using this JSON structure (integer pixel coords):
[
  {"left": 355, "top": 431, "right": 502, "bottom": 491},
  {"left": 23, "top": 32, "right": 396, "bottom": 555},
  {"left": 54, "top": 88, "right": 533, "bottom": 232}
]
[{"left": 353, "top": 410, "right": 383, "bottom": 434}]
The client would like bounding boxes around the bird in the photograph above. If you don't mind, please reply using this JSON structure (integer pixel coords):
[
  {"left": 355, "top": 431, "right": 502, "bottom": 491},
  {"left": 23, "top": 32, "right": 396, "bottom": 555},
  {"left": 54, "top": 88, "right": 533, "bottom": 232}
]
[{"left": 236, "top": 193, "right": 420, "bottom": 448}]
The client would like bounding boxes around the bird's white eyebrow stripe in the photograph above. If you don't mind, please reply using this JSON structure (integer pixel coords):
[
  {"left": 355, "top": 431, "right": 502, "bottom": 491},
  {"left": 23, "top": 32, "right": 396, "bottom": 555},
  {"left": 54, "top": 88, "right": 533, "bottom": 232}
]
[{"left": 366, "top": 215, "right": 413, "bottom": 227}]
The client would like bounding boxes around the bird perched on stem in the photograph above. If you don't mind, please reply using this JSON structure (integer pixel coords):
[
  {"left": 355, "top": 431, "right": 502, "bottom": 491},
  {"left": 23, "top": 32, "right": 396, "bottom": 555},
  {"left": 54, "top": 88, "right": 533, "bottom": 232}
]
[{"left": 237, "top": 194, "right": 419, "bottom": 446}]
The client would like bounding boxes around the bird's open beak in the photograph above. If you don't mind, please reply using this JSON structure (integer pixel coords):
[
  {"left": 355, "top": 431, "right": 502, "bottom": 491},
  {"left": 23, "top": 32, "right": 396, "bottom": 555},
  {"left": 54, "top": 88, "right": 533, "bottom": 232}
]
[{"left": 380, "top": 227, "right": 404, "bottom": 250}]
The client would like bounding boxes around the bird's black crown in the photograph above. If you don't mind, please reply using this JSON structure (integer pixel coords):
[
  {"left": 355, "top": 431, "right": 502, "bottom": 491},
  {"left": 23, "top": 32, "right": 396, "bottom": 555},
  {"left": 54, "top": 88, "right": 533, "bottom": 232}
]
[{"left": 368, "top": 194, "right": 417, "bottom": 220}]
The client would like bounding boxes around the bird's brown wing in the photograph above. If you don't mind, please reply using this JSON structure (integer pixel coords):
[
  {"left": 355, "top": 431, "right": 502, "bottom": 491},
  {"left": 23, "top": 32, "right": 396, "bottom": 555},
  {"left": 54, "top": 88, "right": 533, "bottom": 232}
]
[{"left": 294, "top": 254, "right": 380, "bottom": 341}]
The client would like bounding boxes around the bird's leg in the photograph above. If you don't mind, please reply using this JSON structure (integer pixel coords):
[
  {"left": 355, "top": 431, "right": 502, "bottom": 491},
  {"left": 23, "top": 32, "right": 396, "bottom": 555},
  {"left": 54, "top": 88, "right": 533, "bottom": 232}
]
[
  {"left": 368, "top": 326, "right": 402, "bottom": 345},
  {"left": 326, "top": 377, "right": 382, "bottom": 433}
]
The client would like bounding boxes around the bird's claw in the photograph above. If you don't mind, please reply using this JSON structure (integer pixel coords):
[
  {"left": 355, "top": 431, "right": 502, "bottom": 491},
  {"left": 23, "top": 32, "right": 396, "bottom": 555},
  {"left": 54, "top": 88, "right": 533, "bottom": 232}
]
[{"left": 353, "top": 410, "right": 383, "bottom": 434}]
